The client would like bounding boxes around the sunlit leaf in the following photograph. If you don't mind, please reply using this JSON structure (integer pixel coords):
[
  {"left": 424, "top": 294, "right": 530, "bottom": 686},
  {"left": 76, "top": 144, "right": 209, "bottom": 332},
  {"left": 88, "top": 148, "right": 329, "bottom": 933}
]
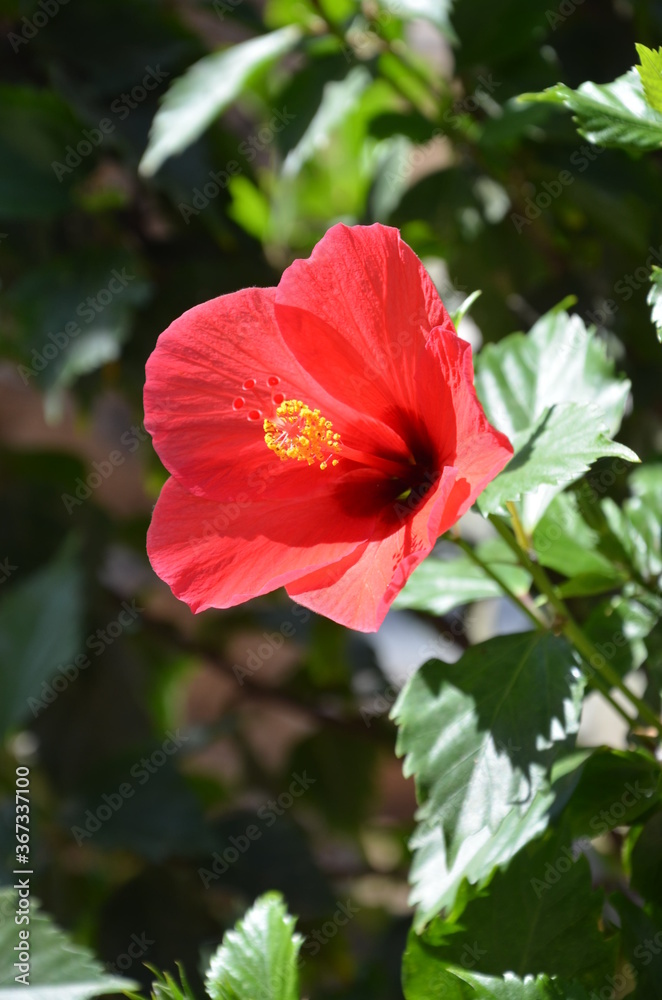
[
  {"left": 140, "top": 27, "right": 302, "bottom": 176},
  {"left": 520, "top": 68, "right": 662, "bottom": 151},
  {"left": 205, "top": 893, "right": 302, "bottom": 1000},
  {"left": 475, "top": 306, "right": 636, "bottom": 527},
  {"left": 636, "top": 44, "right": 662, "bottom": 115},
  {"left": 0, "top": 889, "right": 134, "bottom": 997},
  {"left": 393, "top": 632, "right": 584, "bottom": 924}
]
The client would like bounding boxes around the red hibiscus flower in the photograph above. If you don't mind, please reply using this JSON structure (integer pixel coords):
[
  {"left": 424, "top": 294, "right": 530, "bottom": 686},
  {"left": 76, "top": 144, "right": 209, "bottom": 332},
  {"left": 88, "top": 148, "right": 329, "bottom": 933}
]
[{"left": 144, "top": 223, "right": 512, "bottom": 632}]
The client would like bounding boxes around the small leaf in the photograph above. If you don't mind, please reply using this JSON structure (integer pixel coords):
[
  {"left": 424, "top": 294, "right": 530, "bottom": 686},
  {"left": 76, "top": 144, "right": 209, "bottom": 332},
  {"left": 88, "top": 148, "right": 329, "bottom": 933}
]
[
  {"left": 636, "top": 44, "right": 662, "bottom": 115},
  {"left": 0, "top": 889, "right": 135, "bottom": 997},
  {"left": 520, "top": 68, "right": 662, "bottom": 151},
  {"left": 647, "top": 265, "right": 662, "bottom": 342},
  {"left": 451, "top": 289, "right": 481, "bottom": 329},
  {"left": 393, "top": 632, "right": 585, "bottom": 924},
  {"left": 204, "top": 892, "right": 302, "bottom": 1000},
  {"left": 404, "top": 962, "right": 590, "bottom": 1000},
  {"left": 140, "top": 27, "right": 302, "bottom": 176}
]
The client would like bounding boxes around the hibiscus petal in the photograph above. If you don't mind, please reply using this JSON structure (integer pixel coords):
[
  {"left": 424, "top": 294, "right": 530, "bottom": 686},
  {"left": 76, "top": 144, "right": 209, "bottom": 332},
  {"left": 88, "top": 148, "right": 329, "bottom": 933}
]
[
  {"left": 147, "top": 476, "right": 377, "bottom": 613},
  {"left": 274, "top": 223, "right": 454, "bottom": 439},
  {"left": 145, "top": 286, "right": 301, "bottom": 500},
  {"left": 420, "top": 326, "right": 513, "bottom": 501},
  {"left": 287, "top": 465, "right": 461, "bottom": 631},
  {"left": 144, "top": 284, "right": 406, "bottom": 501}
]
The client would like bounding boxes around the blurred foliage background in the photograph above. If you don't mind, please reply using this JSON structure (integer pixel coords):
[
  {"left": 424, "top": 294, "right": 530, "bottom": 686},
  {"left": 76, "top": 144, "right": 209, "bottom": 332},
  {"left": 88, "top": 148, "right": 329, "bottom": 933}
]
[{"left": 1, "top": 0, "right": 661, "bottom": 995}]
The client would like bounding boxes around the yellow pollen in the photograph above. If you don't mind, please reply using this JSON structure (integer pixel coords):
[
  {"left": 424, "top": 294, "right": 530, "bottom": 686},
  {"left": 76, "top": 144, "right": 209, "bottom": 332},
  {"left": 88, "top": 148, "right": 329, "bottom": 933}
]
[{"left": 264, "top": 399, "right": 341, "bottom": 470}]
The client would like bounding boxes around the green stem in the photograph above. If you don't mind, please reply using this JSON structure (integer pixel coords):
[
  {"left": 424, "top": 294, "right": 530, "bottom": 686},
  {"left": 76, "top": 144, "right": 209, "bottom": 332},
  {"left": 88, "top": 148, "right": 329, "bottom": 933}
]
[
  {"left": 506, "top": 501, "right": 531, "bottom": 551},
  {"left": 452, "top": 536, "right": 545, "bottom": 630},
  {"left": 490, "top": 514, "right": 662, "bottom": 736}
]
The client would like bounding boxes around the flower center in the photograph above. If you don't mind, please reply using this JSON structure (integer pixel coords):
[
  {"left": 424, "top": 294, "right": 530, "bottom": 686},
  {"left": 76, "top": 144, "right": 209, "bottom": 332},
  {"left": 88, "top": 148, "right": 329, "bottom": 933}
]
[{"left": 264, "top": 399, "right": 342, "bottom": 470}]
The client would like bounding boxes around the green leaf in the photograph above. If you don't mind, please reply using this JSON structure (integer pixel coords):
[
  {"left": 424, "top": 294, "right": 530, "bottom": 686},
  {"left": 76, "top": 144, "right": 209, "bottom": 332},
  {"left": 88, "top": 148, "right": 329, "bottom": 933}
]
[
  {"left": 405, "top": 831, "right": 616, "bottom": 991},
  {"left": 404, "top": 957, "right": 590, "bottom": 1000},
  {"left": 636, "top": 44, "right": 662, "bottom": 115},
  {"left": 124, "top": 964, "right": 195, "bottom": 1000},
  {"left": 0, "top": 540, "right": 83, "bottom": 740},
  {"left": 477, "top": 402, "right": 638, "bottom": 523},
  {"left": 204, "top": 892, "right": 302, "bottom": 1000},
  {"left": 140, "top": 27, "right": 302, "bottom": 176},
  {"left": 474, "top": 306, "right": 635, "bottom": 527},
  {"left": 394, "top": 545, "right": 530, "bottom": 616},
  {"left": 474, "top": 303, "right": 632, "bottom": 445},
  {"left": 520, "top": 68, "right": 662, "bottom": 151},
  {"left": 393, "top": 632, "right": 585, "bottom": 925},
  {"left": 0, "top": 889, "right": 134, "bottom": 997},
  {"left": 283, "top": 67, "right": 373, "bottom": 177},
  {"left": 647, "top": 265, "right": 662, "bottom": 342}
]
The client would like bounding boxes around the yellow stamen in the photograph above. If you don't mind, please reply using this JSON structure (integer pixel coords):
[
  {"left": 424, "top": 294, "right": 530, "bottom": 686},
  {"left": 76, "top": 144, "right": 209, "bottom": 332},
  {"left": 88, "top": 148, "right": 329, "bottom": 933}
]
[{"left": 264, "top": 399, "right": 341, "bottom": 470}]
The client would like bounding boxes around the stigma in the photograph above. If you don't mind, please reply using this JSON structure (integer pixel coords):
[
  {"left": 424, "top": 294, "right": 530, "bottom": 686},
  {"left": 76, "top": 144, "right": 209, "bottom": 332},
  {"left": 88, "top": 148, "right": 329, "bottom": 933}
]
[{"left": 264, "top": 400, "right": 341, "bottom": 470}]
